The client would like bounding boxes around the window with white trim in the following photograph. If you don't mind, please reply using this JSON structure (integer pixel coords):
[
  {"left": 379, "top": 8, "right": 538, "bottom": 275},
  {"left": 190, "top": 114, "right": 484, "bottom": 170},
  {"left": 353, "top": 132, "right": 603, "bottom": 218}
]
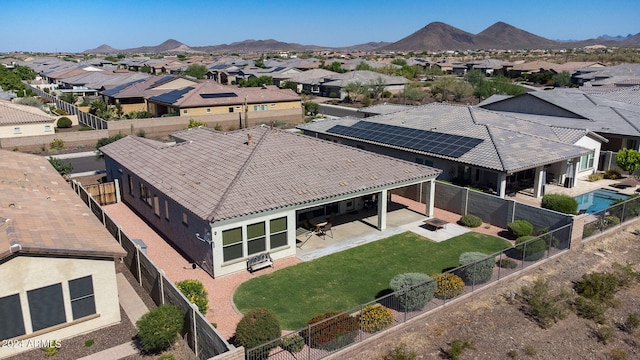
[
  {"left": 69, "top": 276, "right": 96, "bottom": 320},
  {"left": 222, "top": 227, "right": 243, "bottom": 261}
]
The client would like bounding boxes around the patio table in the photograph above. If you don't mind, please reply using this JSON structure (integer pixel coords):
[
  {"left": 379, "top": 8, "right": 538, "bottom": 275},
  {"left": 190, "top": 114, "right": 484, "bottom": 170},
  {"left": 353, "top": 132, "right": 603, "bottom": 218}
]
[{"left": 423, "top": 218, "right": 448, "bottom": 231}]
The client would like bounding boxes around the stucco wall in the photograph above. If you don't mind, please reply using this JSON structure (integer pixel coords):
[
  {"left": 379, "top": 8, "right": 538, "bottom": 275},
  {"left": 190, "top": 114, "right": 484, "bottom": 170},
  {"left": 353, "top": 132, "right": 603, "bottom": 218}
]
[
  {"left": 0, "top": 256, "right": 120, "bottom": 358},
  {"left": 179, "top": 100, "right": 302, "bottom": 117},
  {"left": 0, "top": 121, "right": 56, "bottom": 138}
]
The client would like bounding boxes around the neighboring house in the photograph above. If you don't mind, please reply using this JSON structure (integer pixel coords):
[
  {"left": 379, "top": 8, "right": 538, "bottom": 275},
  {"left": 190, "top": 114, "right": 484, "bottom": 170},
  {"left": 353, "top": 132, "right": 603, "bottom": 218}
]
[
  {"left": 467, "top": 59, "right": 513, "bottom": 75},
  {"left": 574, "top": 63, "right": 640, "bottom": 87},
  {"left": 281, "top": 68, "right": 339, "bottom": 94},
  {"left": 101, "top": 126, "right": 441, "bottom": 277},
  {"left": 316, "top": 71, "right": 410, "bottom": 99},
  {"left": 145, "top": 81, "right": 302, "bottom": 119},
  {"left": 0, "top": 100, "right": 57, "bottom": 138},
  {"left": 206, "top": 64, "right": 243, "bottom": 85},
  {"left": 479, "top": 88, "right": 640, "bottom": 153},
  {"left": 238, "top": 66, "right": 301, "bottom": 87},
  {"left": 0, "top": 150, "right": 126, "bottom": 358},
  {"left": 299, "top": 102, "right": 605, "bottom": 198},
  {"left": 100, "top": 75, "right": 199, "bottom": 114}
]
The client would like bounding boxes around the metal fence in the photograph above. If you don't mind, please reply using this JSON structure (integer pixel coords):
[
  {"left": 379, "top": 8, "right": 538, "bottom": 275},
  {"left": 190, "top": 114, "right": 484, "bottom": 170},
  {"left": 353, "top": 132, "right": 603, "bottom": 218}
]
[
  {"left": 582, "top": 193, "right": 640, "bottom": 239},
  {"left": 70, "top": 180, "right": 232, "bottom": 359},
  {"left": 246, "top": 224, "right": 572, "bottom": 360},
  {"left": 29, "top": 86, "right": 109, "bottom": 130}
]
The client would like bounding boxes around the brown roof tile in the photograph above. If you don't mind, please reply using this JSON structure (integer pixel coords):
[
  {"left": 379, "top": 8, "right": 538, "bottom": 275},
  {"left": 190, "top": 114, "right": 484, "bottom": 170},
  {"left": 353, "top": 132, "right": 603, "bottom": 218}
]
[
  {"left": 0, "top": 150, "right": 126, "bottom": 260},
  {"left": 101, "top": 126, "right": 441, "bottom": 222}
]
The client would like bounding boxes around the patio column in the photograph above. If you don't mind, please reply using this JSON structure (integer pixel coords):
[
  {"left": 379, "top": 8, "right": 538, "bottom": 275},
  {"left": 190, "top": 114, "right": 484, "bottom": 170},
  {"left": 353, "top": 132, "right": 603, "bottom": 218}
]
[
  {"left": 377, "top": 189, "right": 388, "bottom": 230},
  {"left": 498, "top": 173, "right": 507, "bottom": 198},
  {"left": 426, "top": 180, "right": 435, "bottom": 217},
  {"left": 533, "top": 166, "right": 545, "bottom": 198}
]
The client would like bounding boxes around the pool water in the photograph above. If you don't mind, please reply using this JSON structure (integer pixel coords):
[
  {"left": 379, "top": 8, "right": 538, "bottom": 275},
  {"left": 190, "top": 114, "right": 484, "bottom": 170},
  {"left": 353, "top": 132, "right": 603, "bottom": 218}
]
[{"left": 574, "top": 188, "right": 629, "bottom": 214}]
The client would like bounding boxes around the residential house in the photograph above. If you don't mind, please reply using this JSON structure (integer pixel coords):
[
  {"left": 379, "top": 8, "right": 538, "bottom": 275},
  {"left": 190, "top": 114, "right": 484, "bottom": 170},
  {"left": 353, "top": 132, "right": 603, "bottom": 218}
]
[
  {"left": 100, "top": 75, "right": 199, "bottom": 114},
  {"left": 574, "top": 63, "right": 640, "bottom": 87},
  {"left": 0, "top": 100, "right": 57, "bottom": 139},
  {"left": 0, "top": 150, "right": 126, "bottom": 358},
  {"left": 299, "top": 102, "right": 605, "bottom": 198},
  {"left": 145, "top": 81, "right": 302, "bottom": 120},
  {"left": 314, "top": 70, "right": 410, "bottom": 99},
  {"left": 100, "top": 126, "right": 441, "bottom": 277},
  {"left": 278, "top": 68, "right": 338, "bottom": 94},
  {"left": 479, "top": 88, "right": 640, "bottom": 153}
]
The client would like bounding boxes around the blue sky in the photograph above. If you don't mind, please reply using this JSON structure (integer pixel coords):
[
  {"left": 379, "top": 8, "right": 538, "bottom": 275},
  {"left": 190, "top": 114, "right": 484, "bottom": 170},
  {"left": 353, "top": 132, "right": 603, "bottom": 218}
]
[{"left": 2, "top": 0, "right": 639, "bottom": 53}]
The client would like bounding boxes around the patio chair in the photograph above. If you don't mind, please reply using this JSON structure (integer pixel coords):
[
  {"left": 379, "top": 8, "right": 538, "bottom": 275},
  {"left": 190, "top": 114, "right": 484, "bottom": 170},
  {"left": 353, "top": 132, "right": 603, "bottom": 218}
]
[
  {"left": 319, "top": 222, "right": 333, "bottom": 239},
  {"left": 295, "top": 220, "right": 315, "bottom": 248}
]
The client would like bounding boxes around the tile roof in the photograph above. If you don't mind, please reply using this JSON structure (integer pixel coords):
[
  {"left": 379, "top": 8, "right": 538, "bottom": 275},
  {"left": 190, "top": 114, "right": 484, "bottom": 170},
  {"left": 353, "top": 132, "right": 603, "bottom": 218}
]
[
  {"left": 0, "top": 100, "right": 55, "bottom": 125},
  {"left": 299, "top": 103, "right": 594, "bottom": 173},
  {"left": 100, "top": 126, "right": 441, "bottom": 222},
  {"left": 481, "top": 88, "right": 640, "bottom": 137},
  {"left": 0, "top": 150, "right": 126, "bottom": 261},
  {"left": 148, "top": 81, "right": 301, "bottom": 107}
]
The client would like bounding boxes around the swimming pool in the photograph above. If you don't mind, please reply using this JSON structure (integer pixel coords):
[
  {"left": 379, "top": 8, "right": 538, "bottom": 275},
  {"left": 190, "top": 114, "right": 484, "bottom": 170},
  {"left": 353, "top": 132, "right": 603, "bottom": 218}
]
[{"left": 574, "top": 188, "right": 630, "bottom": 214}]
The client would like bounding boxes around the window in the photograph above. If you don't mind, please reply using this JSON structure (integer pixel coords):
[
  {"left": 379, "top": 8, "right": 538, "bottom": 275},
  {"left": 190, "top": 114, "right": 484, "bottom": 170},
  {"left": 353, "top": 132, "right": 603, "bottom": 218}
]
[
  {"left": 206, "top": 108, "right": 211, "bottom": 113},
  {"left": 44, "top": 125, "right": 52, "bottom": 132},
  {"left": 13, "top": 127, "right": 21, "bottom": 134},
  {"left": 27, "top": 283, "right": 66, "bottom": 332},
  {"left": 153, "top": 195, "right": 160, "bottom": 216},
  {"left": 69, "top": 276, "right": 96, "bottom": 320},
  {"left": 140, "top": 183, "right": 151, "bottom": 205},
  {"left": 415, "top": 158, "right": 425, "bottom": 165},
  {"left": 0, "top": 294, "right": 25, "bottom": 340},
  {"left": 580, "top": 153, "right": 595, "bottom": 170},
  {"left": 222, "top": 227, "right": 243, "bottom": 262},
  {"left": 253, "top": 105, "right": 260, "bottom": 111},
  {"left": 128, "top": 175, "right": 133, "bottom": 195},
  {"left": 247, "top": 222, "right": 266, "bottom": 255},
  {"left": 182, "top": 212, "right": 188, "bottom": 226},
  {"left": 165, "top": 200, "right": 169, "bottom": 220},
  {"left": 270, "top": 217, "right": 288, "bottom": 249},
  {"left": 228, "top": 107, "right": 234, "bottom": 113},
  {"left": 183, "top": 109, "right": 188, "bottom": 114},
  {"left": 262, "top": 105, "right": 268, "bottom": 110}
]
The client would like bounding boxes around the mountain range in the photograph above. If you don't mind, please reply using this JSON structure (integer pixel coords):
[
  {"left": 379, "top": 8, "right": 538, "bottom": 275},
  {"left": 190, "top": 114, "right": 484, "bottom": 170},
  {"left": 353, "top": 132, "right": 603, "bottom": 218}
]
[{"left": 84, "top": 21, "right": 640, "bottom": 54}]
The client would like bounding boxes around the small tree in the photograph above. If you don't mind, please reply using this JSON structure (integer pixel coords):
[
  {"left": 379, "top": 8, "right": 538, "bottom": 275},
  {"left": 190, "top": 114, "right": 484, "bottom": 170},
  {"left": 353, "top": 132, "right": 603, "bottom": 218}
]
[
  {"left": 184, "top": 64, "right": 209, "bottom": 80},
  {"left": 56, "top": 117, "right": 72, "bottom": 128},
  {"left": 616, "top": 148, "right": 640, "bottom": 175},
  {"left": 49, "top": 138, "right": 65, "bottom": 151},
  {"left": 304, "top": 101, "right": 319, "bottom": 116},
  {"left": 234, "top": 308, "right": 281, "bottom": 354},
  {"left": 48, "top": 157, "right": 73, "bottom": 176},
  {"left": 187, "top": 118, "right": 206, "bottom": 128}
]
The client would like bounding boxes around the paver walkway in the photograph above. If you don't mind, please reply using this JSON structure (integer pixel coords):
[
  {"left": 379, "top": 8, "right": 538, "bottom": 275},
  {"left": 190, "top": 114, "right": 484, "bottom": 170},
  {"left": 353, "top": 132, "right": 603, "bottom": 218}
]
[{"left": 77, "top": 273, "right": 148, "bottom": 360}]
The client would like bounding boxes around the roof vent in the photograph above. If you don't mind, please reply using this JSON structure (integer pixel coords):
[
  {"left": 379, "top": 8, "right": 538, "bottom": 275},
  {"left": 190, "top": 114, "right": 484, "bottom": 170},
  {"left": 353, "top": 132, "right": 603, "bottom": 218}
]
[
  {"left": 247, "top": 132, "right": 253, "bottom": 146},
  {"left": 9, "top": 243, "right": 22, "bottom": 253}
]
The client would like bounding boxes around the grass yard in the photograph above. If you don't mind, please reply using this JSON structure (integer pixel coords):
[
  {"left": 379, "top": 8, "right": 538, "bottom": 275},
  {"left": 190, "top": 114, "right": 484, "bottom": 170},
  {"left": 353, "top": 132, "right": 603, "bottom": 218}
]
[{"left": 234, "top": 231, "right": 511, "bottom": 329}]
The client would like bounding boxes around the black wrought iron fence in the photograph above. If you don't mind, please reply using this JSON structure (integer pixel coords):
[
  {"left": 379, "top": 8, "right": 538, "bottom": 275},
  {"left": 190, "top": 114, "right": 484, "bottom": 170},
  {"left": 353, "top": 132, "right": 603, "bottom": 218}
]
[
  {"left": 246, "top": 224, "right": 572, "bottom": 360},
  {"left": 29, "top": 86, "right": 108, "bottom": 130},
  {"left": 582, "top": 194, "right": 640, "bottom": 239}
]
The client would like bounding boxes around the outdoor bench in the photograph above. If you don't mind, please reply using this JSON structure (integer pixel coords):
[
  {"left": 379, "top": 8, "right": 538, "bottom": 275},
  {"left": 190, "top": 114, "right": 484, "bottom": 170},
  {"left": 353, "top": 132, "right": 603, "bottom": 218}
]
[{"left": 247, "top": 252, "right": 273, "bottom": 273}]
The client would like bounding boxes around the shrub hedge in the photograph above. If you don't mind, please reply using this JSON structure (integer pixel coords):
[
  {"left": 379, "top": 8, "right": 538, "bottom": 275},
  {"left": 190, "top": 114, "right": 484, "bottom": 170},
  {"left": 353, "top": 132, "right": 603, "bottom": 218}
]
[
  {"left": 390, "top": 273, "right": 436, "bottom": 311},
  {"left": 234, "top": 308, "right": 281, "bottom": 353},
  {"left": 136, "top": 304, "right": 184, "bottom": 353},
  {"left": 514, "top": 236, "right": 547, "bottom": 261},
  {"left": 603, "top": 170, "right": 621, "bottom": 179},
  {"left": 459, "top": 214, "right": 482, "bottom": 228},
  {"left": 507, "top": 220, "right": 533, "bottom": 238},
  {"left": 541, "top": 194, "right": 578, "bottom": 215},
  {"left": 433, "top": 273, "right": 465, "bottom": 299},
  {"left": 457, "top": 252, "right": 494, "bottom": 284},
  {"left": 302, "top": 312, "right": 359, "bottom": 350},
  {"left": 281, "top": 334, "right": 304, "bottom": 353},
  {"left": 175, "top": 279, "right": 208, "bottom": 314}
]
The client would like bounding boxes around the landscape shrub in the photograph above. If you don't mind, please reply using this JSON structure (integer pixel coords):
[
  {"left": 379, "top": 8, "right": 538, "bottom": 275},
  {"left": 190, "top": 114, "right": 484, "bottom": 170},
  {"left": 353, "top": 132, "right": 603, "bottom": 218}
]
[
  {"left": 96, "top": 132, "right": 125, "bottom": 149},
  {"left": 389, "top": 273, "right": 436, "bottom": 311},
  {"left": 302, "top": 312, "right": 359, "bottom": 350},
  {"left": 507, "top": 220, "right": 533, "bottom": 238},
  {"left": 587, "top": 173, "right": 603, "bottom": 182},
  {"left": 541, "top": 194, "right": 578, "bottom": 215},
  {"left": 359, "top": 304, "right": 393, "bottom": 333},
  {"left": 136, "top": 304, "right": 184, "bottom": 353},
  {"left": 572, "top": 296, "right": 607, "bottom": 324},
  {"left": 49, "top": 138, "right": 65, "bottom": 151},
  {"left": 458, "top": 214, "right": 482, "bottom": 228},
  {"left": 497, "top": 258, "right": 518, "bottom": 269},
  {"left": 594, "top": 326, "right": 615, "bottom": 344},
  {"left": 457, "top": 252, "right": 494, "bottom": 284},
  {"left": 537, "top": 228, "right": 561, "bottom": 248},
  {"left": 280, "top": 333, "right": 304, "bottom": 353},
  {"left": 514, "top": 236, "right": 547, "bottom": 261},
  {"left": 603, "top": 215, "right": 621, "bottom": 228},
  {"left": 575, "top": 272, "right": 618, "bottom": 303},
  {"left": 622, "top": 313, "right": 639, "bottom": 333},
  {"left": 610, "top": 262, "right": 639, "bottom": 288},
  {"left": 175, "top": 279, "right": 208, "bottom": 314},
  {"left": 603, "top": 169, "right": 622, "bottom": 179},
  {"left": 519, "top": 277, "right": 570, "bottom": 329},
  {"left": 446, "top": 339, "right": 475, "bottom": 360},
  {"left": 56, "top": 116, "right": 72, "bottom": 128},
  {"left": 433, "top": 273, "right": 465, "bottom": 299},
  {"left": 384, "top": 343, "right": 417, "bottom": 360},
  {"left": 234, "top": 308, "right": 281, "bottom": 354}
]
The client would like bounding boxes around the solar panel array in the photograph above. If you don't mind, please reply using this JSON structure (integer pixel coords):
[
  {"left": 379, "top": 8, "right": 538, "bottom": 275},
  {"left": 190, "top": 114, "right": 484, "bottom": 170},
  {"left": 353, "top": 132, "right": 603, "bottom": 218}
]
[
  {"left": 102, "top": 79, "right": 145, "bottom": 96},
  {"left": 200, "top": 92, "right": 238, "bottom": 99},
  {"left": 327, "top": 121, "right": 483, "bottom": 158},
  {"left": 150, "top": 87, "right": 194, "bottom": 104}
]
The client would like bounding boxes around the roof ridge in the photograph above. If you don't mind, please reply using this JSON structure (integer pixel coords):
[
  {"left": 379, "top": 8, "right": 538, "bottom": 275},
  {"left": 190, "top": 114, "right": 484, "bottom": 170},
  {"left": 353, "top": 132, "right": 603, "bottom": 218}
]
[
  {"left": 610, "top": 106, "right": 640, "bottom": 135},
  {"left": 482, "top": 125, "right": 507, "bottom": 172},
  {"left": 207, "top": 127, "right": 269, "bottom": 221}
]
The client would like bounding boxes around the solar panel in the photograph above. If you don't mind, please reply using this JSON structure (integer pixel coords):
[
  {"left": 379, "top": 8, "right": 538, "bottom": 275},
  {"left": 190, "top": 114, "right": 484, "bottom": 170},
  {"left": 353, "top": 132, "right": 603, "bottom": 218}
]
[
  {"left": 327, "top": 121, "right": 483, "bottom": 158},
  {"left": 102, "top": 79, "right": 145, "bottom": 96},
  {"left": 153, "top": 75, "right": 175, "bottom": 85},
  {"left": 150, "top": 87, "right": 194, "bottom": 104},
  {"left": 200, "top": 92, "right": 238, "bottom": 99}
]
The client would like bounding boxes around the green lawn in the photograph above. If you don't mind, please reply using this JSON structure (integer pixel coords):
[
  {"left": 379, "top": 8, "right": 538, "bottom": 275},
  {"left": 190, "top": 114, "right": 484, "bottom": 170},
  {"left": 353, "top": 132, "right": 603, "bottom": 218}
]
[{"left": 233, "top": 231, "right": 511, "bottom": 329}]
